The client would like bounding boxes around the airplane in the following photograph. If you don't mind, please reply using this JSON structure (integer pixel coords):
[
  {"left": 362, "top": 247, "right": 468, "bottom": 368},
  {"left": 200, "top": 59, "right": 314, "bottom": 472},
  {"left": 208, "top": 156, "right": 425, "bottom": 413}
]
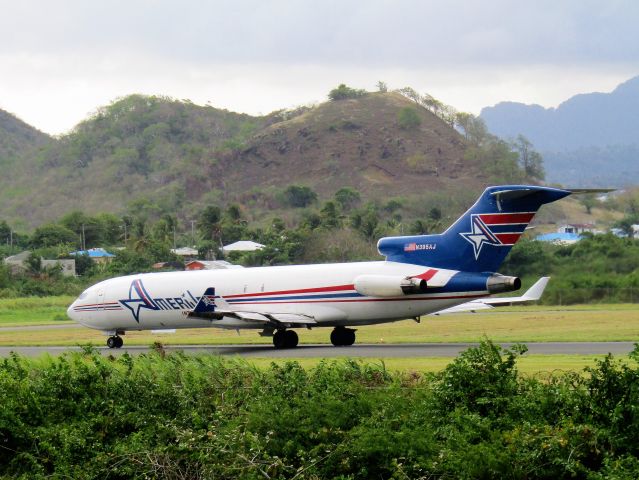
[
  {"left": 66, "top": 185, "right": 589, "bottom": 349},
  {"left": 432, "top": 276, "right": 549, "bottom": 314}
]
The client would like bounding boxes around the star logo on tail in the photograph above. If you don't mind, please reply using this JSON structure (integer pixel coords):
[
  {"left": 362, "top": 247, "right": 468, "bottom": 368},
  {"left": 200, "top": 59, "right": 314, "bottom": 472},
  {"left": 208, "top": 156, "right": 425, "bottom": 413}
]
[{"left": 460, "top": 215, "right": 502, "bottom": 259}]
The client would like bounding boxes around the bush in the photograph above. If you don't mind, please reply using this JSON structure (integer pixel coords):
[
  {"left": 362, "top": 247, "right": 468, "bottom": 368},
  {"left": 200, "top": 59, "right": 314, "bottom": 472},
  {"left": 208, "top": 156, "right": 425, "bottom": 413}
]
[
  {"left": 3, "top": 342, "right": 639, "bottom": 477},
  {"left": 397, "top": 107, "right": 421, "bottom": 129},
  {"left": 281, "top": 185, "right": 318, "bottom": 208},
  {"left": 328, "top": 84, "right": 367, "bottom": 101}
]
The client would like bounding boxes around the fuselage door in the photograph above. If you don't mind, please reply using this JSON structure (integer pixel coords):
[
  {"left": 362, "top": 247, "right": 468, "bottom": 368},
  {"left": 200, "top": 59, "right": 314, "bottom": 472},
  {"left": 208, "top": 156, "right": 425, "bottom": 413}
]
[{"left": 97, "top": 288, "right": 105, "bottom": 311}]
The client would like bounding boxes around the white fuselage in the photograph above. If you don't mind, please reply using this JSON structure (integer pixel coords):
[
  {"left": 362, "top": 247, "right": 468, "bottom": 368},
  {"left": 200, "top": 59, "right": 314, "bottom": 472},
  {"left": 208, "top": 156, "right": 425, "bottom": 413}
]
[{"left": 67, "top": 261, "right": 487, "bottom": 333}]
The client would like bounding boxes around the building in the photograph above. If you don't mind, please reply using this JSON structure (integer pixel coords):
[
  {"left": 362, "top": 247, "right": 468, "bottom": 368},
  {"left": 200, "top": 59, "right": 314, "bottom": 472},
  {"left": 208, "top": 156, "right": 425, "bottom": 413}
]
[
  {"left": 222, "top": 240, "right": 265, "bottom": 253},
  {"left": 3, "top": 251, "right": 31, "bottom": 274},
  {"left": 69, "top": 248, "right": 116, "bottom": 264},
  {"left": 535, "top": 232, "right": 582, "bottom": 245},
  {"left": 41, "top": 259, "right": 76, "bottom": 277},
  {"left": 557, "top": 223, "right": 596, "bottom": 235},
  {"left": 184, "top": 260, "right": 244, "bottom": 271},
  {"left": 4, "top": 251, "right": 76, "bottom": 276},
  {"left": 170, "top": 247, "right": 199, "bottom": 259}
]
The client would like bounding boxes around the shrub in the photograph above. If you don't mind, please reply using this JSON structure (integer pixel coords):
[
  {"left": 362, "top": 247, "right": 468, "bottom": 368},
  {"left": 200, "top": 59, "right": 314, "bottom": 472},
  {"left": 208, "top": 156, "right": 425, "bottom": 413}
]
[
  {"left": 328, "top": 84, "right": 367, "bottom": 101},
  {"left": 397, "top": 107, "right": 421, "bottom": 129}
]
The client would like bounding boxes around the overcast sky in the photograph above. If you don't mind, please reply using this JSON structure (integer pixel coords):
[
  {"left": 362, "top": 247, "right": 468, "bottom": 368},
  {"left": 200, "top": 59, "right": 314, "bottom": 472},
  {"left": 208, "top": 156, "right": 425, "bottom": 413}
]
[{"left": 1, "top": 0, "right": 637, "bottom": 135}]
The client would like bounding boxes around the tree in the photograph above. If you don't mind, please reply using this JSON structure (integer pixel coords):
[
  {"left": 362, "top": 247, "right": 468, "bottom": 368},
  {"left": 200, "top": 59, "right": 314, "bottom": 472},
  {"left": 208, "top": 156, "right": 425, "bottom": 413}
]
[
  {"left": 320, "top": 201, "right": 341, "bottom": 229},
  {"left": 397, "top": 107, "right": 421, "bottom": 130},
  {"left": 328, "top": 84, "right": 367, "bottom": 101},
  {"left": 512, "top": 134, "right": 545, "bottom": 180},
  {"left": 31, "top": 224, "right": 78, "bottom": 248},
  {"left": 0, "top": 221, "right": 11, "bottom": 245},
  {"left": 197, "top": 206, "right": 222, "bottom": 242},
  {"left": 579, "top": 194, "right": 597, "bottom": 215},
  {"left": 334, "top": 187, "right": 361, "bottom": 211},
  {"left": 455, "top": 112, "right": 489, "bottom": 145},
  {"left": 282, "top": 185, "right": 317, "bottom": 208},
  {"left": 376, "top": 80, "right": 388, "bottom": 93}
]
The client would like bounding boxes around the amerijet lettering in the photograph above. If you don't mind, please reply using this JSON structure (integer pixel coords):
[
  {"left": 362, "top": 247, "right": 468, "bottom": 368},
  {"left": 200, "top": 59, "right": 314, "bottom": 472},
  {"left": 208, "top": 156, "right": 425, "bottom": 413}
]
[{"left": 66, "top": 185, "right": 594, "bottom": 349}]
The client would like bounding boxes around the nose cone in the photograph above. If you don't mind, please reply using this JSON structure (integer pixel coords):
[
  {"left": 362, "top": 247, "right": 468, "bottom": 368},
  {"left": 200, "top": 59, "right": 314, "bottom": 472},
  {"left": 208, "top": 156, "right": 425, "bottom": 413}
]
[{"left": 67, "top": 299, "right": 79, "bottom": 322}]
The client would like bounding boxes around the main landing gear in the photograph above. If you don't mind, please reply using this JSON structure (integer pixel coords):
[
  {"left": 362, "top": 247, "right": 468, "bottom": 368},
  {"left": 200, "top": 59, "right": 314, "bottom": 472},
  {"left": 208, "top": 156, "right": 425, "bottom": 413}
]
[
  {"left": 273, "top": 329, "right": 299, "bottom": 349},
  {"left": 330, "top": 327, "right": 356, "bottom": 346},
  {"left": 106, "top": 335, "right": 123, "bottom": 349}
]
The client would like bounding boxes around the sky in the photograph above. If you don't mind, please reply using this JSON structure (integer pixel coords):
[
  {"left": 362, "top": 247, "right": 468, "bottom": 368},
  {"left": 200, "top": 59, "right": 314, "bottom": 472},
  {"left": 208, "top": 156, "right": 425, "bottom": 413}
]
[{"left": 1, "top": 0, "right": 638, "bottom": 135}]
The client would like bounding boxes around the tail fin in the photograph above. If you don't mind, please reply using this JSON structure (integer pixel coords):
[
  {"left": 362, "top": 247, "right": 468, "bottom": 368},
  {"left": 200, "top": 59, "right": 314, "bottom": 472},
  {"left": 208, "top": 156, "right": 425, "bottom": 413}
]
[
  {"left": 192, "top": 287, "right": 217, "bottom": 314},
  {"left": 378, "top": 185, "right": 571, "bottom": 272}
]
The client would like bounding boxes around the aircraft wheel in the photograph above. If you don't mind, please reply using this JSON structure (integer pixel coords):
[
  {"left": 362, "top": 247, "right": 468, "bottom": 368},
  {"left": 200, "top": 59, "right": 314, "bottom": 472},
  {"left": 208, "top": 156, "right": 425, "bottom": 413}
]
[
  {"left": 285, "top": 329, "right": 299, "bottom": 348},
  {"left": 330, "top": 327, "right": 356, "bottom": 347},
  {"left": 343, "top": 329, "right": 355, "bottom": 346},
  {"left": 107, "top": 335, "right": 123, "bottom": 349},
  {"left": 273, "top": 330, "right": 299, "bottom": 349},
  {"left": 273, "top": 330, "right": 287, "bottom": 349}
]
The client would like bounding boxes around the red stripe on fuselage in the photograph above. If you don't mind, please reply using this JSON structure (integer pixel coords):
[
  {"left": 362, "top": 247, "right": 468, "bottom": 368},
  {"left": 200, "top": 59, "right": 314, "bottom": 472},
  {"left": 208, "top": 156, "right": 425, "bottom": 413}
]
[
  {"left": 225, "top": 284, "right": 356, "bottom": 299},
  {"left": 479, "top": 213, "right": 535, "bottom": 224},
  {"left": 229, "top": 293, "right": 489, "bottom": 305},
  {"left": 413, "top": 269, "right": 438, "bottom": 281}
]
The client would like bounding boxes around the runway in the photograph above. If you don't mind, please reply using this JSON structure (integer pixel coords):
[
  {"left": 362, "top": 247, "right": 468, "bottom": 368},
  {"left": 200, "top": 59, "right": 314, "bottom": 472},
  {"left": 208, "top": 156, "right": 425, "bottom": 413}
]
[{"left": 0, "top": 342, "right": 635, "bottom": 358}]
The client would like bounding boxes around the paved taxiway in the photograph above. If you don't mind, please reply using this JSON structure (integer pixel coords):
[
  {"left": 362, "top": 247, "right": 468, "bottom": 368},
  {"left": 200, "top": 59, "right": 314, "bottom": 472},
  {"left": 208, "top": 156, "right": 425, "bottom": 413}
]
[{"left": 0, "top": 342, "right": 636, "bottom": 358}]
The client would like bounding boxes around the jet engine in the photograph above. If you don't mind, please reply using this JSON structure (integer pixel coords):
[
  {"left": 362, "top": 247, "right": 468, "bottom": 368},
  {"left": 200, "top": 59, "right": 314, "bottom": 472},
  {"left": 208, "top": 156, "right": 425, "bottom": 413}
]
[
  {"left": 486, "top": 274, "right": 521, "bottom": 293},
  {"left": 354, "top": 275, "right": 428, "bottom": 297}
]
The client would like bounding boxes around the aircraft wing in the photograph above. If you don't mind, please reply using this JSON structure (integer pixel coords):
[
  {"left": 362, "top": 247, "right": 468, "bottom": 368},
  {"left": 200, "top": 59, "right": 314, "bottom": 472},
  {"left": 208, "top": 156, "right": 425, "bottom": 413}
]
[
  {"left": 185, "top": 287, "right": 317, "bottom": 327},
  {"left": 433, "top": 277, "right": 550, "bottom": 314}
]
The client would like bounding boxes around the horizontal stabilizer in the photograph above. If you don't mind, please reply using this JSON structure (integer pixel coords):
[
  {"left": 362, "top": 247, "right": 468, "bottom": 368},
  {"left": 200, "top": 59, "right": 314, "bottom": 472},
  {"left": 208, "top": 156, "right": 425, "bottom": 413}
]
[
  {"left": 433, "top": 276, "right": 550, "bottom": 314},
  {"left": 566, "top": 188, "right": 615, "bottom": 194}
]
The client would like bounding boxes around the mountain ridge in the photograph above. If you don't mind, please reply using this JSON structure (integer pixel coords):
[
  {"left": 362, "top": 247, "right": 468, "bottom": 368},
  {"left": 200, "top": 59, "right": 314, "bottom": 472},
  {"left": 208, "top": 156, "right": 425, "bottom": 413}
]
[
  {"left": 480, "top": 75, "right": 639, "bottom": 187},
  {"left": 1, "top": 90, "right": 535, "bottom": 229}
]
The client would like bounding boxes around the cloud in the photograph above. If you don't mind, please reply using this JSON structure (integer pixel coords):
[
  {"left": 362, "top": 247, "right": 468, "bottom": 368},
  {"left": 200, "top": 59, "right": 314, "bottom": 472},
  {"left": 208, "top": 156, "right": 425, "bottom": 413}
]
[{"left": 0, "top": 1, "right": 638, "bottom": 133}]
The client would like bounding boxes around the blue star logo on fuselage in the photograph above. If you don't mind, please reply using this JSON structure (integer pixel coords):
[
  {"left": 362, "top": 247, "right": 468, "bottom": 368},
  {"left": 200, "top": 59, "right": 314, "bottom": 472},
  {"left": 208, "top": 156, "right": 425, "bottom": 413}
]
[
  {"left": 460, "top": 215, "right": 502, "bottom": 259},
  {"left": 120, "top": 279, "right": 159, "bottom": 322}
]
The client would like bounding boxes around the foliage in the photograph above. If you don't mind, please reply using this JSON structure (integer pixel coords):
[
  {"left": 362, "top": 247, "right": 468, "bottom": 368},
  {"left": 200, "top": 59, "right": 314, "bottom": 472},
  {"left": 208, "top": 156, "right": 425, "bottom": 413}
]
[
  {"left": 280, "top": 185, "right": 318, "bottom": 208},
  {"left": 333, "top": 187, "right": 360, "bottom": 211},
  {"left": 397, "top": 86, "right": 457, "bottom": 125},
  {"left": 328, "top": 83, "right": 368, "bottom": 101},
  {"left": 397, "top": 107, "right": 422, "bottom": 129},
  {"left": 30, "top": 223, "right": 78, "bottom": 248},
  {"left": 502, "top": 234, "right": 639, "bottom": 303},
  {"left": 512, "top": 134, "right": 545, "bottom": 180},
  {"left": 2, "top": 341, "right": 639, "bottom": 478}
]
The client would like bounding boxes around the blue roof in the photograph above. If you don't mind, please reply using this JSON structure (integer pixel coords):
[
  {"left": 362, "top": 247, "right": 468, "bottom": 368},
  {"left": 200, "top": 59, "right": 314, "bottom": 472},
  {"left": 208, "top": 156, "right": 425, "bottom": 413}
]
[
  {"left": 535, "top": 232, "right": 582, "bottom": 243},
  {"left": 70, "top": 248, "right": 115, "bottom": 258}
]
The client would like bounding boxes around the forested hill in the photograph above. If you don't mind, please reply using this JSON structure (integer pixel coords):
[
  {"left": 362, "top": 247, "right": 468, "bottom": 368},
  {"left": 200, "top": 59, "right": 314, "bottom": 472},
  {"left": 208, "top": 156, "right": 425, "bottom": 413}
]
[
  {"left": 0, "top": 108, "right": 51, "bottom": 163},
  {"left": 480, "top": 75, "right": 639, "bottom": 187},
  {"left": 1, "top": 90, "right": 533, "bottom": 229}
]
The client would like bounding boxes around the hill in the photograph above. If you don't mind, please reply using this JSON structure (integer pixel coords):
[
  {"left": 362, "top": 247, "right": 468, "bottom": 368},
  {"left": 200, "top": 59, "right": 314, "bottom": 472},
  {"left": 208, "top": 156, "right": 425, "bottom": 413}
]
[
  {"left": 1, "top": 90, "right": 532, "bottom": 229},
  {"left": 0, "top": 107, "right": 51, "bottom": 183},
  {"left": 480, "top": 76, "right": 639, "bottom": 187}
]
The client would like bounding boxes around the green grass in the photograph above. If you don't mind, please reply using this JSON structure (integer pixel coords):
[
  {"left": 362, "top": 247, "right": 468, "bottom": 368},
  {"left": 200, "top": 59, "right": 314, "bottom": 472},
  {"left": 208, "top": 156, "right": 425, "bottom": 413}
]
[
  {"left": 0, "top": 296, "right": 75, "bottom": 326},
  {"left": 1, "top": 301, "right": 638, "bottom": 346},
  {"left": 240, "top": 354, "right": 631, "bottom": 375}
]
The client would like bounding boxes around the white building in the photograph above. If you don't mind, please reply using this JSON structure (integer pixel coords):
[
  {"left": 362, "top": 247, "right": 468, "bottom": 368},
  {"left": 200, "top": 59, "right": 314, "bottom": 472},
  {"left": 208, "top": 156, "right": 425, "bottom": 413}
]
[{"left": 222, "top": 240, "right": 265, "bottom": 253}]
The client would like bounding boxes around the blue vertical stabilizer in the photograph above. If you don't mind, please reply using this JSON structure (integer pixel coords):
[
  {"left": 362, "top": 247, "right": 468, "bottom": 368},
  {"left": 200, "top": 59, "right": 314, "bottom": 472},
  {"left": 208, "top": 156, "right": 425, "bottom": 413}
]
[{"left": 377, "top": 185, "right": 571, "bottom": 272}]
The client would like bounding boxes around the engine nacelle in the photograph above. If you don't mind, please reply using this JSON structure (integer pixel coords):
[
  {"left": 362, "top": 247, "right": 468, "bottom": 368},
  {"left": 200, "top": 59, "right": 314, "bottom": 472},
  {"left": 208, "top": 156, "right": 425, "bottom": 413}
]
[
  {"left": 486, "top": 274, "right": 521, "bottom": 294},
  {"left": 354, "top": 275, "right": 427, "bottom": 297}
]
